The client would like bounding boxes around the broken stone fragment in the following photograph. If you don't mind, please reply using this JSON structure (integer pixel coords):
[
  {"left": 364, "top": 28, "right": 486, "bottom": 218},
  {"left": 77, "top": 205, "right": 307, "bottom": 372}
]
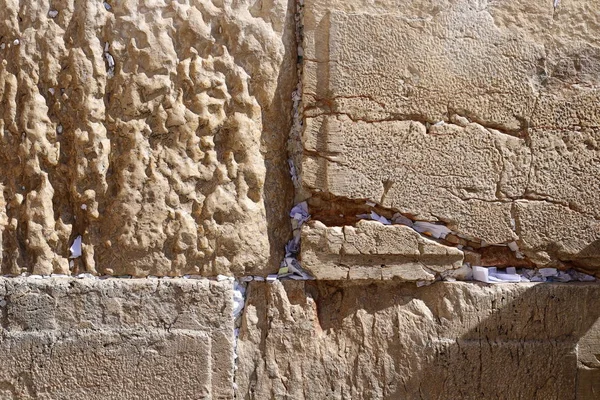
[{"left": 301, "top": 220, "right": 463, "bottom": 281}]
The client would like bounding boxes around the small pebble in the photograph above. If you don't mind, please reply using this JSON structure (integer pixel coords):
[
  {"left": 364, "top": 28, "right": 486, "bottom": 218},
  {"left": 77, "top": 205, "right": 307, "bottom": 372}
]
[{"left": 48, "top": 10, "right": 59, "bottom": 18}]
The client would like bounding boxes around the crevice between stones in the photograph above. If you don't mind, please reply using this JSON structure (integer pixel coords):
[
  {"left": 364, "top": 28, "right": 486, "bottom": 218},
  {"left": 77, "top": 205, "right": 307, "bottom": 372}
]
[
  {"left": 306, "top": 192, "right": 529, "bottom": 267},
  {"left": 301, "top": 190, "right": 600, "bottom": 282},
  {"left": 232, "top": 278, "right": 246, "bottom": 396}
]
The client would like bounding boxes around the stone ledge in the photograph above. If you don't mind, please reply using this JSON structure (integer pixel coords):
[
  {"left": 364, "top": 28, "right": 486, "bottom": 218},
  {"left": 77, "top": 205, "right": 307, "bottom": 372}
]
[{"left": 301, "top": 220, "right": 463, "bottom": 280}]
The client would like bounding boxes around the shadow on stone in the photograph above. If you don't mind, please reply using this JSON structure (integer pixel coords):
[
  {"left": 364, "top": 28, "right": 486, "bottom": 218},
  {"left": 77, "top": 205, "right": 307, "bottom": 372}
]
[
  {"left": 260, "top": 0, "right": 298, "bottom": 274},
  {"left": 574, "top": 239, "right": 600, "bottom": 273},
  {"left": 238, "top": 280, "right": 600, "bottom": 399}
]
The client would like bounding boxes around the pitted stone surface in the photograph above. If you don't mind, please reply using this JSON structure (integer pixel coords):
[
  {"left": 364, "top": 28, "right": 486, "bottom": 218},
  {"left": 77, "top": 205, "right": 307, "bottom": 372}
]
[
  {"left": 301, "top": 220, "right": 463, "bottom": 280},
  {"left": 236, "top": 281, "right": 600, "bottom": 399},
  {"left": 0, "top": 0, "right": 296, "bottom": 276},
  {"left": 0, "top": 277, "right": 234, "bottom": 399},
  {"left": 300, "top": 0, "right": 600, "bottom": 272}
]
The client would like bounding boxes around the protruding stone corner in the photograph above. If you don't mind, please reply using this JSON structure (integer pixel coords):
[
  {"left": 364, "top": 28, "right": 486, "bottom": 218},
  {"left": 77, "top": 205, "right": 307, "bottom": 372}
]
[{"left": 300, "top": 219, "right": 463, "bottom": 281}]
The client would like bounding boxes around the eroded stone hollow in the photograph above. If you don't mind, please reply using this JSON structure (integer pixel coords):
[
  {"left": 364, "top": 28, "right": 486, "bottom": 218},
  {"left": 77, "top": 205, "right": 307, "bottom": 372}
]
[{"left": 0, "top": 0, "right": 295, "bottom": 277}]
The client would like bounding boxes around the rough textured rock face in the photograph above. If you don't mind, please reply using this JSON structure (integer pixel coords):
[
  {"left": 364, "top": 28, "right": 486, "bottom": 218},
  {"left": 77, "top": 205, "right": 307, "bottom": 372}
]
[
  {"left": 237, "top": 281, "right": 600, "bottom": 399},
  {"left": 0, "top": 277, "right": 234, "bottom": 399},
  {"left": 2, "top": 0, "right": 600, "bottom": 398},
  {"left": 0, "top": 0, "right": 295, "bottom": 276},
  {"left": 300, "top": 0, "right": 600, "bottom": 274}
]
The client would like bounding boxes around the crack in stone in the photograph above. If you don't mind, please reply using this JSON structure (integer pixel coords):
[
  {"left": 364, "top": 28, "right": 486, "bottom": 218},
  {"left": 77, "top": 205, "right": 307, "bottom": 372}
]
[{"left": 305, "top": 192, "right": 533, "bottom": 267}]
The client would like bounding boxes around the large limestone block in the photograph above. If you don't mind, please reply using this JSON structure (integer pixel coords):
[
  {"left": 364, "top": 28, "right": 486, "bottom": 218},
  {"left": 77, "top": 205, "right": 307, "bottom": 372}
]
[
  {"left": 300, "top": 0, "right": 600, "bottom": 271},
  {"left": 0, "top": 331, "right": 214, "bottom": 400},
  {"left": 0, "top": 0, "right": 296, "bottom": 276},
  {"left": 303, "top": 0, "right": 600, "bottom": 129},
  {"left": 301, "top": 219, "right": 463, "bottom": 280},
  {"left": 236, "top": 280, "right": 600, "bottom": 399},
  {"left": 0, "top": 277, "right": 234, "bottom": 399}
]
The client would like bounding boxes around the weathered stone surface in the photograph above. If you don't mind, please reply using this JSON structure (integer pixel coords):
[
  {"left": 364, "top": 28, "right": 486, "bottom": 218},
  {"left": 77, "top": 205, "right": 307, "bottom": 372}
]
[
  {"left": 237, "top": 280, "right": 600, "bottom": 399},
  {"left": 577, "top": 315, "right": 600, "bottom": 400},
  {"left": 302, "top": 117, "right": 524, "bottom": 244},
  {"left": 301, "top": 219, "right": 463, "bottom": 280},
  {"left": 0, "top": 277, "right": 234, "bottom": 399},
  {"left": 300, "top": 0, "right": 600, "bottom": 271},
  {"left": 0, "top": 0, "right": 296, "bottom": 276}
]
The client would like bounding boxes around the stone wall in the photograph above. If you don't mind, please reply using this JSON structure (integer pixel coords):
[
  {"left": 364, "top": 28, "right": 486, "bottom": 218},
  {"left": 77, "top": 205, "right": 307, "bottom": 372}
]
[
  {"left": 1, "top": 0, "right": 600, "bottom": 398},
  {"left": 300, "top": 0, "right": 600, "bottom": 276}
]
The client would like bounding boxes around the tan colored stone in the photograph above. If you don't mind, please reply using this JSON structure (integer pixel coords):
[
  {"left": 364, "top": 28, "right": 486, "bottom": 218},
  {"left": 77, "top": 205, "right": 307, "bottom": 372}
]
[
  {"left": 514, "top": 200, "right": 600, "bottom": 269},
  {"left": 300, "top": 0, "right": 600, "bottom": 271},
  {"left": 527, "top": 128, "right": 600, "bottom": 220},
  {"left": 0, "top": 0, "right": 296, "bottom": 276},
  {"left": 303, "top": 0, "right": 600, "bottom": 129},
  {"left": 302, "top": 117, "right": 523, "bottom": 243},
  {"left": 0, "top": 277, "right": 234, "bottom": 399},
  {"left": 303, "top": 11, "right": 539, "bottom": 130},
  {"left": 237, "top": 280, "right": 600, "bottom": 399},
  {"left": 301, "top": 220, "right": 463, "bottom": 281},
  {"left": 0, "top": 331, "right": 214, "bottom": 400}
]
